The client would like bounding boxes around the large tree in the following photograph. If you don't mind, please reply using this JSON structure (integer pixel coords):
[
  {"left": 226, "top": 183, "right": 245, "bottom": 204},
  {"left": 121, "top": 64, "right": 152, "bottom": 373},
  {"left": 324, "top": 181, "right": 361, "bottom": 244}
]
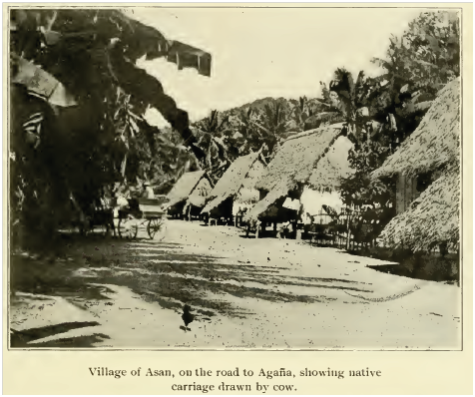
[
  {"left": 10, "top": 9, "right": 212, "bottom": 242},
  {"left": 337, "top": 11, "right": 460, "bottom": 233},
  {"left": 370, "top": 10, "right": 460, "bottom": 141}
]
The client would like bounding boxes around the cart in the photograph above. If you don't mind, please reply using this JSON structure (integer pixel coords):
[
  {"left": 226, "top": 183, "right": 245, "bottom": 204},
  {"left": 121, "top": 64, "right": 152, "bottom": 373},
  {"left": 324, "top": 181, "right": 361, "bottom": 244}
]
[{"left": 117, "top": 197, "right": 168, "bottom": 240}]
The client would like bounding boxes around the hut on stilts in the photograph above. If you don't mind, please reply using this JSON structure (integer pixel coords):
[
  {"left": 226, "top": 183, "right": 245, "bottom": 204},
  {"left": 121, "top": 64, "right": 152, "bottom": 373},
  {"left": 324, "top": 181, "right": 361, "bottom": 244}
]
[
  {"left": 372, "top": 78, "right": 460, "bottom": 258},
  {"left": 243, "top": 123, "right": 352, "bottom": 239},
  {"left": 201, "top": 151, "right": 266, "bottom": 226},
  {"left": 165, "top": 170, "right": 213, "bottom": 220}
]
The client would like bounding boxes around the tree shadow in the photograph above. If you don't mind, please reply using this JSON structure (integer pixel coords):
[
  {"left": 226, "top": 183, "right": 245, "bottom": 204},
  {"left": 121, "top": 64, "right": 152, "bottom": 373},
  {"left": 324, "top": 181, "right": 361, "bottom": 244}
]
[
  {"left": 17, "top": 333, "right": 110, "bottom": 348},
  {"left": 10, "top": 321, "right": 104, "bottom": 348}
]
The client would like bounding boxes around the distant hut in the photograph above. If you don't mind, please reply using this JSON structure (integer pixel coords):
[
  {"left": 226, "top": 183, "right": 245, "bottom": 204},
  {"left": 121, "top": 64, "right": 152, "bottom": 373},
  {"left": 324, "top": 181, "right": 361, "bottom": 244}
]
[
  {"left": 243, "top": 123, "right": 349, "bottom": 236},
  {"left": 201, "top": 151, "right": 266, "bottom": 225},
  {"left": 166, "top": 170, "right": 213, "bottom": 220},
  {"left": 372, "top": 78, "right": 460, "bottom": 253}
]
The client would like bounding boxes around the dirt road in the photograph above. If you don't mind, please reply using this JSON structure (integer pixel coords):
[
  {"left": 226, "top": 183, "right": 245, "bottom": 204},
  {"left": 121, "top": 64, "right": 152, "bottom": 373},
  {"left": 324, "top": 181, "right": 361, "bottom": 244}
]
[{"left": 10, "top": 220, "right": 461, "bottom": 349}]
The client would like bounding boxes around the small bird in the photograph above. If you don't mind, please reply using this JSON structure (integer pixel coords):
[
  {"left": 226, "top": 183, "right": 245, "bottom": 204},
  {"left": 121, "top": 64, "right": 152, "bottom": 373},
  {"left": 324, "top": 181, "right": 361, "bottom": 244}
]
[{"left": 181, "top": 305, "right": 194, "bottom": 331}]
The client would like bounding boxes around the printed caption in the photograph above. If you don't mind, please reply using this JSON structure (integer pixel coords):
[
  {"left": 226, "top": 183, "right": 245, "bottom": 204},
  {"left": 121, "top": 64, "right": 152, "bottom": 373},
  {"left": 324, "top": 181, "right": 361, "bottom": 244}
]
[{"left": 89, "top": 366, "right": 382, "bottom": 393}]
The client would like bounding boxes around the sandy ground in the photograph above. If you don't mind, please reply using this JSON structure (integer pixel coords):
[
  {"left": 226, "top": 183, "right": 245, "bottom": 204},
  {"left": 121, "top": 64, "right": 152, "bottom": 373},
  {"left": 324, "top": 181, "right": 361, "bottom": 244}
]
[{"left": 9, "top": 220, "right": 461, "bottom": 349}]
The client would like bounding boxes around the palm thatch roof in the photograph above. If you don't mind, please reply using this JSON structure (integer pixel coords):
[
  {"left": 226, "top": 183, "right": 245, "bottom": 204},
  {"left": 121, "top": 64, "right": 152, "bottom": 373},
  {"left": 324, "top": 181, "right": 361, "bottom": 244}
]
[
  {"left": 187, "top": 176, "right": 213, "bottom": 209},
  {"left": 244, "top": 123, "right": 346, "bottom": 222},
  {"left": 307, "top": 135, "right": 354, "bottom": 191},
  {"left": 374, "top": 78, "right": 461, "bottom": 251},
  {"left": 372, "top": 77, "right": 460, "bottom": 180},
  {"left": 256, "top": 123, "right": 345, "bottom": 192},
  {"left": 379, "top": 166, "right": 460, "bottom": 250},
  {"left": 166, "top": 170, "right": 209, "bottom": 208},
  {"left": 201, "top": 151, "right": 265, "bottom": 214},
  {"left": 235, "top": 156, "right": 266, "bottom": 205}
]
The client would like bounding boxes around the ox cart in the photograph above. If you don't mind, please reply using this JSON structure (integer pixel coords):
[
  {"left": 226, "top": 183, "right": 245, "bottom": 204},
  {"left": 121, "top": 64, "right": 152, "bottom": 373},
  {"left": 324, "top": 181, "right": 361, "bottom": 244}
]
[{"left": 117, "top": 197, "right": 167, "bottom": 240}]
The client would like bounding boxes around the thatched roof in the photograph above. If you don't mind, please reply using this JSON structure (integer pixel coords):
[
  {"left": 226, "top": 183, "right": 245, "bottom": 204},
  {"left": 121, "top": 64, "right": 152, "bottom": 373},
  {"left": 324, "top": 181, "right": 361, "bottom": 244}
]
[
  {"left": 244, "top": 187, "right": 289, "bottom": 222},
  {"left": 201, "top": 151, "right": 264, "bottom": 214},
  {"left": 256, "top": 124, "right": 344, "bottom": 192},
  {"left": 166, "top": 170, "right": 208, "bottom": 208},
  {"left": 187, "top": 176, "right": 213, "bottom": 209},
  {"left": 307, "top": 135, "right": 354, "bottom": 191},
  {"left": 373, "top": 78, "right": 461, "bottom": 250},
  {"left": 373, "top": 78, "right": 460, "bottom": 180},
  {"left": 235, "top": 157, "right": 266, "bottom": 205},
  {"left": 244, "top": 123, "right": 346, "bottom": 221},
  {"left": 379, "top": 166, "right": 460, "bottom": 251}
]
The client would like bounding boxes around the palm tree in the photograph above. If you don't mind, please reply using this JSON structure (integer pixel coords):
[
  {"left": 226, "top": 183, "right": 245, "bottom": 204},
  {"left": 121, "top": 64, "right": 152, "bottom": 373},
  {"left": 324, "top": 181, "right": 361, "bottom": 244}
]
[
  {"left": 232, "top": 107, "right": 266, "bottom": 155},
  {"left": 288, "top": 96, "right": 318, "bottom": 132},
  {"left": 326, "top": 68, "right": 375, "bottom": 140},
  {"left": 253, "top": 101, "right": 292, "bottom": 160},
  {"left": 302, "top": 82, "right": 346, "bottom": 130},
  {"left": 192, "top": 110, "right": 234, "bottom": 183},
  {"left": 194, "top": 110, "right": 232, "bottom": 137}
]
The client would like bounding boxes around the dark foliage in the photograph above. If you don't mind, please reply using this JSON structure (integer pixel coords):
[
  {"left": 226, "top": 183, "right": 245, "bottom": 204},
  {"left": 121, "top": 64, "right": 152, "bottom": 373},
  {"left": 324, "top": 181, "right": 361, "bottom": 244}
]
[{"left": 10, "top": 9, "right": 210, "bottom": 245}]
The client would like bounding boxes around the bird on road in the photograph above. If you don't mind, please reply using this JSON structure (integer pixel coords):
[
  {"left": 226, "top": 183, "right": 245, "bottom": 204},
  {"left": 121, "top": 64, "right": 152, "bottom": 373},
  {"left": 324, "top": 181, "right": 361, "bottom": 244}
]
[{"left": 181, "top": 304, "right": 194, "bottom": 332}]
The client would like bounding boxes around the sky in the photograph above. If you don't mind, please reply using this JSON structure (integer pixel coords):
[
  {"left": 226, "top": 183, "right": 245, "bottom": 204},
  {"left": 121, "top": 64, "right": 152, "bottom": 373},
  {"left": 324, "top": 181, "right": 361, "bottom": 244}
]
[{"left": 129, "top": 7, "right": 423, "bottom": 127}]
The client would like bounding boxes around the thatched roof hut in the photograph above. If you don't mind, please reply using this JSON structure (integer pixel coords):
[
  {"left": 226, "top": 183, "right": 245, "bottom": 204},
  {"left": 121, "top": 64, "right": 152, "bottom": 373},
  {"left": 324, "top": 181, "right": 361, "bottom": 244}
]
[
  {"left": 379, "top": 167, "right": 459, "bottom": 250},
  {"left": 166, "top": 170, "right": 212, "bottom": 210},
  {"left": 201, "top": 151, "right": 266, "bottom": 216},
  {"left": 373, "top": 78, "right": 460, "bottom": 180},
  {"left": 372, "top": 78, "right": 461, "bottom": 250},
  {"left": 244, "top": 123, "right": 349, "bottom": 222}
]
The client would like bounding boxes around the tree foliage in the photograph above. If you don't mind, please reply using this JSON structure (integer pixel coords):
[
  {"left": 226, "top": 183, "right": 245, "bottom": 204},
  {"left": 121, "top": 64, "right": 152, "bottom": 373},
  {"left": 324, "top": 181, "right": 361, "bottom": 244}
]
[
  {"left": 10, "top": 9, "right": 210, "bottom": 243},
  {"left": 9, "top": 9, "right": 460, "bottom": 251},
  {"left": 333, "top": 11, "right": 460, "bottom": 222}
]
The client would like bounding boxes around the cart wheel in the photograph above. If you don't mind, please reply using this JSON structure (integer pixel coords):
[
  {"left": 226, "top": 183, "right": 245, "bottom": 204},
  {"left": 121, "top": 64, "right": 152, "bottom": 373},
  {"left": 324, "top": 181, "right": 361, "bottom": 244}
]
[
  {"left": 118, "top": 216, "right": 138, "bottom": 239},
  {"left": 147, "top": 218, "right": 166, "bottom": 241}
]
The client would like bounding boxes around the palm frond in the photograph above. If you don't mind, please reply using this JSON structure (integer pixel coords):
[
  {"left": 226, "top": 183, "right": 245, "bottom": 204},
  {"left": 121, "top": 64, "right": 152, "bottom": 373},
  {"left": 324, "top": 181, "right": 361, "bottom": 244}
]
[{"left": 322, "top": 204, "right": 339, "bottom": 220}]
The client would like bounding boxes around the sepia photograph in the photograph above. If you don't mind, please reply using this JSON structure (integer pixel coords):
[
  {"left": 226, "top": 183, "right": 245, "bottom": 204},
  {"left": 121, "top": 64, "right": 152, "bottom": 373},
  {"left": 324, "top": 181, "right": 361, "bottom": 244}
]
[{"left": 7, "top": 5, "right": 463, "bottom": 350}]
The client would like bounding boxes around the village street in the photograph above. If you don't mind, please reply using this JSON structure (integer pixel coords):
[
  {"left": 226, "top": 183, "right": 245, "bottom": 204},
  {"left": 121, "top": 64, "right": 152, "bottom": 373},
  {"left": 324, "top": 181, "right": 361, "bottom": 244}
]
[{"left": 10, "top": 220, "right": 461, "bottom": 350}]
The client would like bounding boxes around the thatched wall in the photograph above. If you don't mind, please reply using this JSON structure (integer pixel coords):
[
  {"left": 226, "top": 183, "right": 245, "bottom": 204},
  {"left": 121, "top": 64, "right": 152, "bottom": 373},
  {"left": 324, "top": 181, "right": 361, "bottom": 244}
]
[
  {"left": 373, "top": 78, "right": 460, "bottom": 180},
  {"left": 166, "top": 170, "right": 207, "bottom": 208},
  {"left": 380, "top": 166, "right": 460, "bottom": 251},
  {"left": 201, "top": 152, "right": 265, "bottom": 214}
]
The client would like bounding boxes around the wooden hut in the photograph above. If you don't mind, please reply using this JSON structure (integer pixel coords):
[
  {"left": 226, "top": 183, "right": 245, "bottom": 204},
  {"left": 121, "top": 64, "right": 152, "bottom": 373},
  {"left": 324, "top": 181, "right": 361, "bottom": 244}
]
[
  {"left": 201, "top": 151, "right": 266, "bottom": 225},
  {"left": 165, "top": 170, "right": 213, "bottom": 219},
  {"left": 243, "top": 123, "right": 348, "bottom": 236},
  {"left": 372, "top": 78, "right": 460, "bottom": 252}
]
